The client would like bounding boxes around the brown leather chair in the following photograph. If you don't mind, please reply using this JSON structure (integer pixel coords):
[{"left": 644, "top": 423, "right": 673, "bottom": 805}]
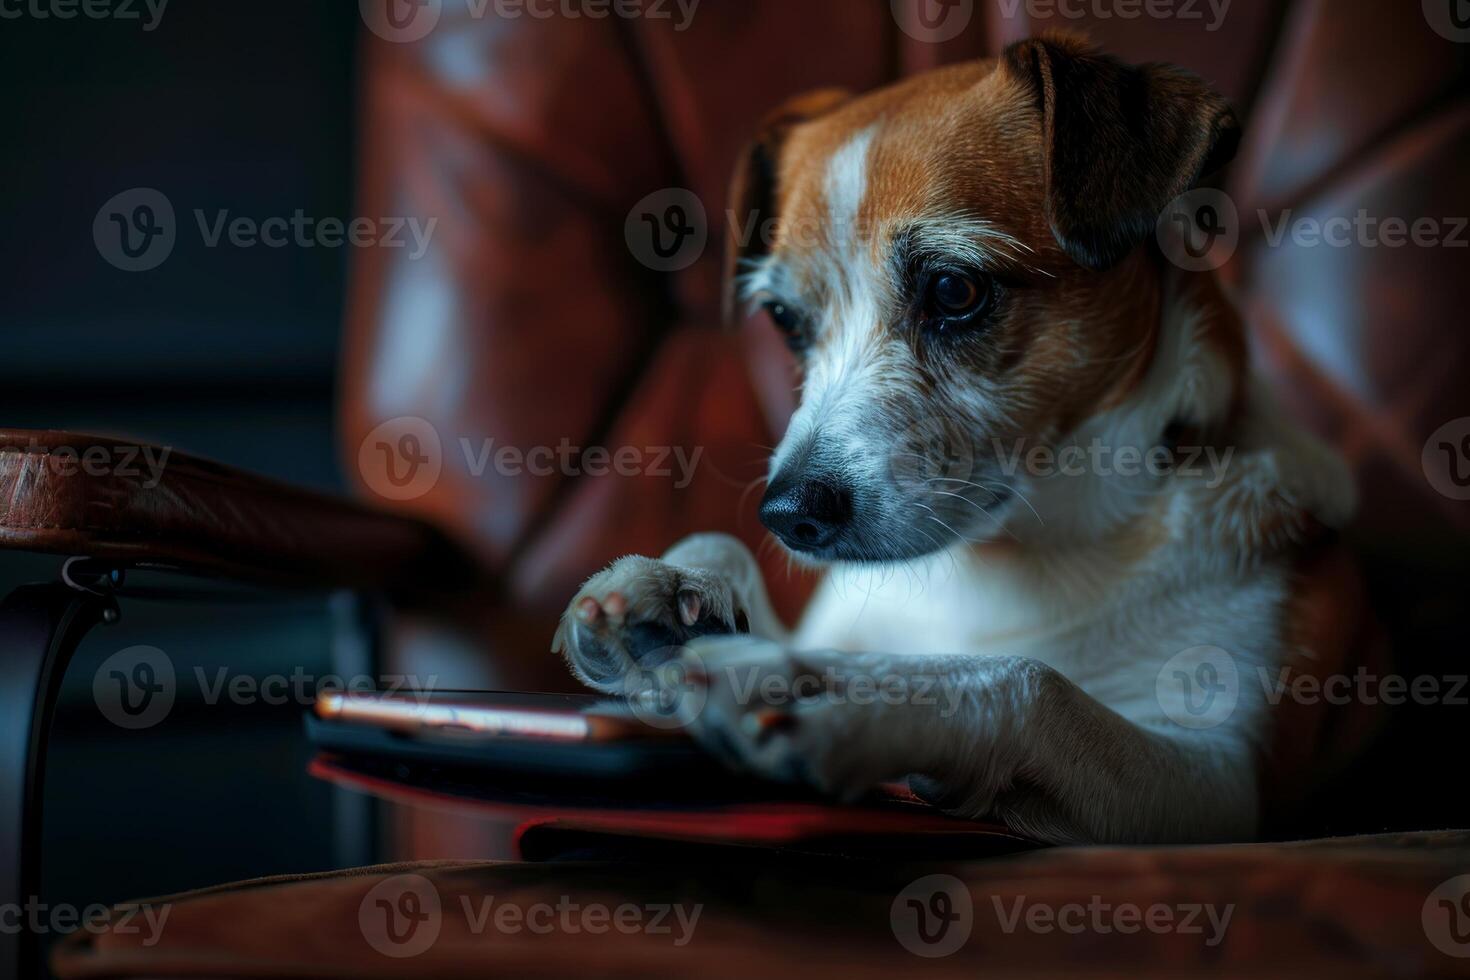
[
  {"left": 4, "top": 1, "right": 1467, "bottom": 975},
  {"left": 340, "top": 0, "right": 1469, "bottom": 833},
  {"left": 344, "top": 0, "right": 1470, "bottom": 649}
]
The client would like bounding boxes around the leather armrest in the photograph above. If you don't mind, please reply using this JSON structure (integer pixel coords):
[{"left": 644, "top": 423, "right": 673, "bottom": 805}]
[{"left": 0, "top": 430, "right": 493, "bottom": 601}]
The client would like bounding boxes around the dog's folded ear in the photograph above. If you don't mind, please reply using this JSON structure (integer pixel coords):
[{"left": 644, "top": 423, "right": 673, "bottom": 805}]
[
  {"left": 1003, "top": 33, "right": 1240, "bottom": 271},
  {"left": 723, "top": 88, "right": 851, "bottom": 323}
]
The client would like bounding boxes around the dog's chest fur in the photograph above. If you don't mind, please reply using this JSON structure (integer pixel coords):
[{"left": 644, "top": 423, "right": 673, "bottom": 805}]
[{"left": 795, "top": 518, "right": 1288, "bottom": 734}]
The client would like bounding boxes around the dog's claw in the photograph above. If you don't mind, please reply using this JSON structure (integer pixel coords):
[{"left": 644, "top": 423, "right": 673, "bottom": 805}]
[
  {"left": 575, "top": 597, "right": 599, "bottom": 623},
  {"left": 678, "top": 589, "right": 702, "bottom": 626},
  {"left": 603, "top": 592, "right": 627, "bottom": 623}
]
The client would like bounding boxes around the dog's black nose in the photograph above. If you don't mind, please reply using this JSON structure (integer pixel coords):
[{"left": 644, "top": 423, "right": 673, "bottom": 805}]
[{"left": 759, "top": 478, "right": 852, "bottom": 552}]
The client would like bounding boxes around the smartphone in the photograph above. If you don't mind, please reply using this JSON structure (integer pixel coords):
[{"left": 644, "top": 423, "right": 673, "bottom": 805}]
[
  {"left": 308, "top": 689, "right": 707, "bottom": 782},
  {"left": 315, "top": 689, "right": 683, "bottom": 741}
]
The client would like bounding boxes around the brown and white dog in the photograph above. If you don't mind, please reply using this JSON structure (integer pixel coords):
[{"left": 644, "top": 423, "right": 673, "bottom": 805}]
[{"left": 552, "top": 34, "right": 1356, "bottom": 844}]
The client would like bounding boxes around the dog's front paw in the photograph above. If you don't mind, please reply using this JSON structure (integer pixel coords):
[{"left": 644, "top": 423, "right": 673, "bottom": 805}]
[
  {"left": 552, "top": 556, "right": 744, "bottom": 690},
  {"left": 672, "top": 637, "right": 910, "bottom": 801}
]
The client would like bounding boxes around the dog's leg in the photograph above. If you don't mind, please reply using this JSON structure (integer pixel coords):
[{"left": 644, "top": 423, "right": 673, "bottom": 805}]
[
  {"left": 551, "top": 534, "right": 789, "bottom": 691},
  {"left": 670, "top": 638, "right": 1257, "bottom": 844}
]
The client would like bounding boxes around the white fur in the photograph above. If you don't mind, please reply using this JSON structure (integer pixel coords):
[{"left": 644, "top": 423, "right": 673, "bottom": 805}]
[{"left": 774, "top": 271, "right": 1308, "bottom": 841}]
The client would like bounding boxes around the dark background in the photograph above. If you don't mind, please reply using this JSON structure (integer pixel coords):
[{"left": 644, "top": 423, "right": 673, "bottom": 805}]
[
  {"left": 2, "top": 2, "right": 352, "bottom": 485},
  {"left": 0, "top": 1, "right": 367, "bottom": 956}
]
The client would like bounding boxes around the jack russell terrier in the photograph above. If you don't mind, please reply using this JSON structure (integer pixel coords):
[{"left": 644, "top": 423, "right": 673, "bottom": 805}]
[{"left": 552, "top": 33, "right": 1356, "bottom": 844}]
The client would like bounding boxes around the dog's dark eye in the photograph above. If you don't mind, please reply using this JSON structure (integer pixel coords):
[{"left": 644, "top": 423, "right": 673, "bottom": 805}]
[
  {"left": 922, "top": 270, "right": 996, "bottom": 329},
  {"left": 763, "top": 301, "right": 808, "bottom": 352}
]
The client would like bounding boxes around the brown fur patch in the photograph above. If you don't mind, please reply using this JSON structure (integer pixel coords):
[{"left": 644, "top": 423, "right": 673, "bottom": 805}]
[
  {"left": 744, "top": 41, "right": 1245, "bottom": 454},
  {"left": 759, "top": 56, "right": 1179, "bottom": 445}
]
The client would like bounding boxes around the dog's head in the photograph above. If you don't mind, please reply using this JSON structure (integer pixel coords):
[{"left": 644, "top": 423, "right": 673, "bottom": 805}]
[{"left": 730, "top": 34, "right": 1239, "bottom": 562}]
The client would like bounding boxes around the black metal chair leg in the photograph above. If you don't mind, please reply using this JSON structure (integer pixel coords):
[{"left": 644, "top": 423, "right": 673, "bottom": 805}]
[{"left": 0, "top": 580, "right": 117, "bottom": 978}]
